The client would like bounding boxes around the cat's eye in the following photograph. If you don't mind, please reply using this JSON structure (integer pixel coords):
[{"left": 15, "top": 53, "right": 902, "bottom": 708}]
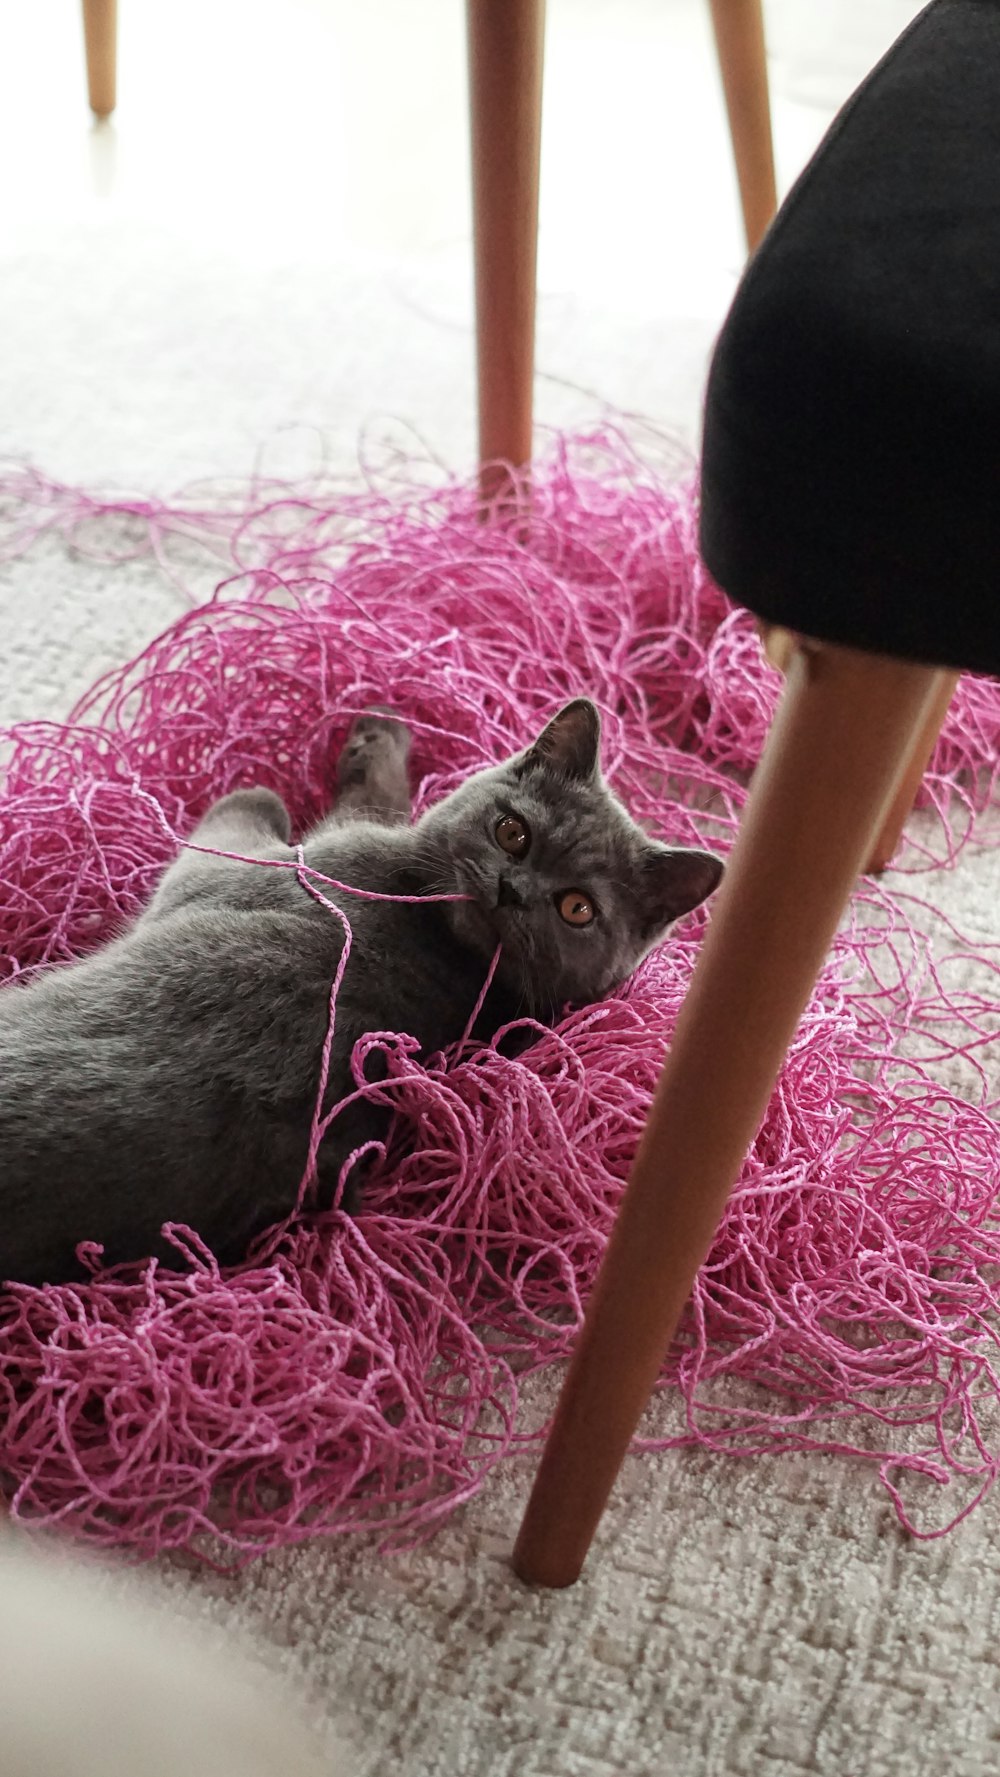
[
  {"left": 495, "top": 814, "right": 530, "bottom": 858},
  {"left": 557, "top": 890, "right": 595, "bottom": 927}
]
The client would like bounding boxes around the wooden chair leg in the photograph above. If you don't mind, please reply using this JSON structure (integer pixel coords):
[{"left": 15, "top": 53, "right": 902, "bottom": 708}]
[
  {"left": 82, "top": 0, "right": 117, "bottom": 120},
  {"left": 762, "top": 630, "right": 959, "bottom": 874},
  {"left": 866, "top": 671, "right": 960, "bottom": 872},
  {"left": 466, "top": 0, "right": 545, "bottom": 503},
  {"left": 513, "top": 643, "right": 946, "bottom": 1589},
  {"left": 707, "top": 0, "right": 777, "bottom": 252}
]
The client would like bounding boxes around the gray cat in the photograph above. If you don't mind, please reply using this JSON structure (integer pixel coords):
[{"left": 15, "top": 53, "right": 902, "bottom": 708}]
[{"left": 0, "top": 699, "right": 722, "bottom": 1286}]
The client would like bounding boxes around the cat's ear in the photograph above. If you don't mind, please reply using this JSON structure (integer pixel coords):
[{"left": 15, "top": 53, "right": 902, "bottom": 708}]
[
  {"left": 638, "top": 844, "right": 723, "bottom": 938},
  {"left": 525, "top": 699, "right": 601, "bottom": 780}
]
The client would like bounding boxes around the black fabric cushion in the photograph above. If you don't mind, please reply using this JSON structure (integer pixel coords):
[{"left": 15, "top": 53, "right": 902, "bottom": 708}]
[{"left": 700, "top": 0, "right": 1000, "bottom": 676}]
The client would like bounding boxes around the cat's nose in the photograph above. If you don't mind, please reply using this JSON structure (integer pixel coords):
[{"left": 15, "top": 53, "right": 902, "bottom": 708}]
[{"left": 496, "top": 875, "right": 525, "bottom": 910}]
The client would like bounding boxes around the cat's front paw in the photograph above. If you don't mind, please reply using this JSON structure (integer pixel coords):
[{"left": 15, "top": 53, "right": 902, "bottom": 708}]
[
  {"left": 336, "top": 709, "right": 412, "bottom": 797},
  {"left": 338, "top": 709, "right": 411, "bottom": 779}
]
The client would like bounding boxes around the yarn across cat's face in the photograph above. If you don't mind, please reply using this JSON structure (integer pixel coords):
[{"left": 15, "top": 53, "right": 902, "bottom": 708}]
[{"left": 417, "top": 699, "right": 723, "bottom": 1015}]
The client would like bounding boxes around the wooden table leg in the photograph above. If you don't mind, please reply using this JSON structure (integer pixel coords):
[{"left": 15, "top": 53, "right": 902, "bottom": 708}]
[
  {"left": 707, "top": 0, "right": 777, "bottom": 252},
  {"left": 466, "top": 0, "right": 545, "bottom": 506},
  {"left": 82, "top": 0, "right": 117, "bottom": 120},
  {"left": 513, "top": 643, "right": 945, "bottom": 1588}
]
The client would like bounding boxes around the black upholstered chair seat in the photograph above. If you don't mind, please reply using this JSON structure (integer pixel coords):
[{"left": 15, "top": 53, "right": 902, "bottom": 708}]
[{"left": 700, "top": 0, "right": 1000, "bottom": 675}]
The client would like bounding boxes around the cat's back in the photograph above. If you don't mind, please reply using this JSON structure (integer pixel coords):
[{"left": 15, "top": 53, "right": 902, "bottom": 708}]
[
  {"left": 0, "top": 817, "right": 479, "bottom": 1077},
  {"left": 0, "top": 824, "right": 491, "bottom": 1284},
  {"left": 0, "top": 900, "right": 344, "bottom": 1283},
  {"left": 0, "top": 900, "right": 337, "bottom": 1102},
  {"left": 0, "top": 823, "right": 484, "bottom": 1144}
]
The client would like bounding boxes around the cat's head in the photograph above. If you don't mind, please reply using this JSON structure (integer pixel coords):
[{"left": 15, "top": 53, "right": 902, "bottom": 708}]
[{"left": 417, "top": 699, "right": 723, "bottom": 1014}]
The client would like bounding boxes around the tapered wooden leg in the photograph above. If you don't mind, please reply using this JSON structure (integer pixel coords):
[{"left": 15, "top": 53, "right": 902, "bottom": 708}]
[
  {"left": 82, "top": 0, "right": 117, "bottom": 120},
  {"left": 761, "top": 630, "right": 958, "bottom": 874},
  {"left": 513, "top": 644, "right": 945, "bottom": 1589},
  {"left": 466, "top": 0, "right": 545, "bottom": 503},
  {"left": 866, "top": 671, "right": 960, "bottom": 872},
  {"left": 707, "top": 0, "right": 777, "bottom": 252}
]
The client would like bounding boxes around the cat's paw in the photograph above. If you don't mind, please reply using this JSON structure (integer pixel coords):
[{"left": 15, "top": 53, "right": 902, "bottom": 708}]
[
  {"left": 337, "top": 709, "right": 411, "bottom": 788},
  {"left": 344, "top": 707, "right": 411, "bottom": 751}
]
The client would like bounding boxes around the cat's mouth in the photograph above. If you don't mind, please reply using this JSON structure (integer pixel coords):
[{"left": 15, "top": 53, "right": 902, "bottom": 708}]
[{"left": 449, "top": 859, "right": 530, "bottom": 950}]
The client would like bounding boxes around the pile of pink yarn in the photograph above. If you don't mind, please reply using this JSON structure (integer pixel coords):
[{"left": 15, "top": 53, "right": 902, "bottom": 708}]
[{"left": 2, "top": 429, "right": 1000, "bottom": 1565}]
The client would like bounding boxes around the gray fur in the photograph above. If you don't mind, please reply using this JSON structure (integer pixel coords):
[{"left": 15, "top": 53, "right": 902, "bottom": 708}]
[{"left": 0, "top": 701, "right": 722, "bottom": 1285}]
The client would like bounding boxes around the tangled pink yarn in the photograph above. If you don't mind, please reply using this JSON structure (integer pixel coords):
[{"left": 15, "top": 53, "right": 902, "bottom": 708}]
[{"left": 2, "top": 428, "right": 1000, "bottom": 1566}]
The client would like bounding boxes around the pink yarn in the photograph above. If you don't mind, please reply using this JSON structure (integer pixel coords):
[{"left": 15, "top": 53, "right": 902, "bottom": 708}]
[{"left": 1, "top": 428, "right": 1000, "bottom": 1565}]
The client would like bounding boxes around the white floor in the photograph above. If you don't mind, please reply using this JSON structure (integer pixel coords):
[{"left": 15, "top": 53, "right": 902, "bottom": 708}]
[
  {"left": 0, "top": 0, "right": 921, "bottom": 497},
  {"left": 8, "top": 5, "right": 1000, "bottom": 1777}
]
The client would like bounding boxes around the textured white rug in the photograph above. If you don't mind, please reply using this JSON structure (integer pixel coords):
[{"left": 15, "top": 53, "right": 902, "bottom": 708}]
[{"left": 4, "top": 3, "right": 998, "bottom": 1773}]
